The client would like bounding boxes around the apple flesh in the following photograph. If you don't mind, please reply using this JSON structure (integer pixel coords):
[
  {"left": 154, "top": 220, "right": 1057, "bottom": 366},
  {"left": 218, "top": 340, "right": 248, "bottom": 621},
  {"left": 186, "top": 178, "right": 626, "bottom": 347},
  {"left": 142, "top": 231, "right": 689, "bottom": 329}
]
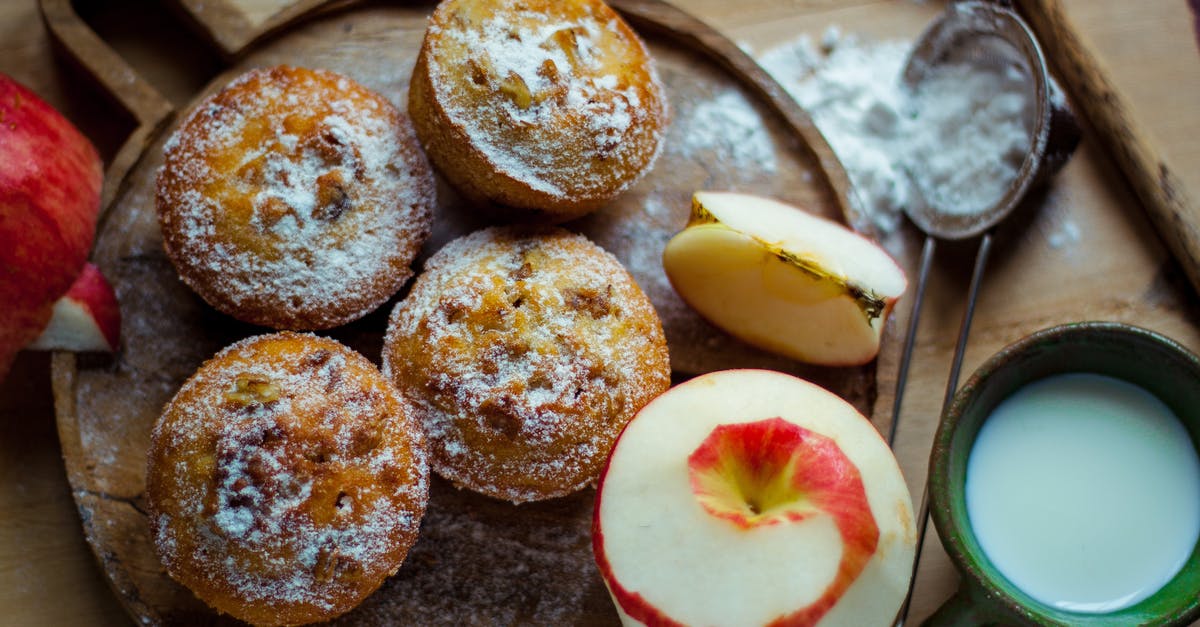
[
  {"left": 28, "top": 263, "right": 120, "bottom": 353},
  {"left": 593, "top": 369, "right": 916, "bottom": 626},
  {"left": 0, "top": 72, "right": 106, "bottom": 378},
  {"left": 662, "top": 192, "right": 906, "bottom": 366}
]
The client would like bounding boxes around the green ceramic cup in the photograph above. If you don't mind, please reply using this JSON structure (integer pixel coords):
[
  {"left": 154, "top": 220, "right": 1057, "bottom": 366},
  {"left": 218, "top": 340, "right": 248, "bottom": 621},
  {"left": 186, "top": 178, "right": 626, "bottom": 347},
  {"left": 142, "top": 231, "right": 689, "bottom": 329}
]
[{"left": 926, "top": 321, "right": 1200, "bottom": 626}]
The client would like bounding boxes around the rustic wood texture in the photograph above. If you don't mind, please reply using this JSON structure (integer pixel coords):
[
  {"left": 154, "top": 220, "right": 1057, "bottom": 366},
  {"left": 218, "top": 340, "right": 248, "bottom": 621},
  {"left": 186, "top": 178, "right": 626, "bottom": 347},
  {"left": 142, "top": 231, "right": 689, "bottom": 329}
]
[
  {"left": 170, "top": 0, "right": 864, "bottom": 233},
  {"left": 1018, "top": 0, "right": 1200, "bottom": 298},
  {"left": 46, "top": 2, "right": 885, "bottom": 624},
  {"left": 3, "top": 0, "right": 1199, "bottom": 625},
  {"left": 175, "top": 0, "right": 359, "bottom": 59}
]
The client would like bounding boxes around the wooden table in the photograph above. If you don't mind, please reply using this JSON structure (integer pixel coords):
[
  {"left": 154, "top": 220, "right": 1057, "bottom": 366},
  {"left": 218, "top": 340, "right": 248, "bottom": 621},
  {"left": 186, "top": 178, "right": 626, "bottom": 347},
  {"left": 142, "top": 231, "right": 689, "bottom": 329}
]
[{"left": 2, "top": 0, "right": 1198, "bottom": 624}]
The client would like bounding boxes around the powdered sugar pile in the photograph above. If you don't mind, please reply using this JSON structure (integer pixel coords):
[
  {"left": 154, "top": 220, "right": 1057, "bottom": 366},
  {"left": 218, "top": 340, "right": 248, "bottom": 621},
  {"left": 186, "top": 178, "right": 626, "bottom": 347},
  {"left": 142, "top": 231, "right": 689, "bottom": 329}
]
[
  {"left": 758, "top": 29, "right": 1034, "bottom": 232},
  {"left": 759, "top": 33, "right": 913, "bottom": 232}
]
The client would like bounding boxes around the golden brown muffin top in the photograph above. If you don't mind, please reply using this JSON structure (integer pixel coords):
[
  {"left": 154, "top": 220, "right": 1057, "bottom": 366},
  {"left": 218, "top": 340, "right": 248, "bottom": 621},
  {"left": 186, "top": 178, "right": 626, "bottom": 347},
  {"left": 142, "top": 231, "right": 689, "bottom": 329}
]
[
  {"left": 156, "top": 65, "right": 435, "bottom": 330},
  {"left": 384, "top": 226, "right": 671, "bottom": 503},
  {"left": 147, "top": 333, "right": 429, "bottom": 626},
  {"left": 422, "top": 0, "right": 667, "bottom": 203}
]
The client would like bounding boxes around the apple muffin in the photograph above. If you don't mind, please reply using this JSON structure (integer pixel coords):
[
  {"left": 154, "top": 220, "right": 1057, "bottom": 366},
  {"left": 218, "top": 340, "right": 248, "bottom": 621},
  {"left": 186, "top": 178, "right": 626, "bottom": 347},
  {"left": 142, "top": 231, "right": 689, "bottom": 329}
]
[
  {"left": 146, "top": 332, "right": 429, "bottom": 626},
  {"left": 409, "top": 0, "right": 668, "bottom": 222},
  {"left": 156, "top": 65, "right": 436, "bottom": 330},
  {"left": 383, "top": 226, "right": 671, "bottom": 503}
]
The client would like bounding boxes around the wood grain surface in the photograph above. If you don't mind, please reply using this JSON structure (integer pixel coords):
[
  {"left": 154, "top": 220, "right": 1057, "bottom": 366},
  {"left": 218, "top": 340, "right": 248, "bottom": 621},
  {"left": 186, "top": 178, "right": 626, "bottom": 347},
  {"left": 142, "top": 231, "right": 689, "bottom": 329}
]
[
  {"left": 51, "top": 1, "right": 883, "bottom": 624},
  {"left": 1019, "top": 0, "right": 1200, "bottom": 297},
  {"left": 2, "top": 0, "right": 1199, "bottom": 625}
]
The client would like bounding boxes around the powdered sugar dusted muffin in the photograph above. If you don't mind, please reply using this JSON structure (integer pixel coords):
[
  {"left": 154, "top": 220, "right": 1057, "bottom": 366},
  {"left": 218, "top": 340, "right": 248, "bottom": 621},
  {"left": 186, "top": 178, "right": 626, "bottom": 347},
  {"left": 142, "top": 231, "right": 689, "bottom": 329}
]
[
  {"left": 383, "top": 226, "right": 670, "bottom": 503},
  {"left": 409, "top": 0, "right": 668, "bottom": 222},
  {"left": 156, "top": 65, "right": 435, "bottom": 330},
  {"left": 146, "top": 333, "right": 429, "bottom": 626}
]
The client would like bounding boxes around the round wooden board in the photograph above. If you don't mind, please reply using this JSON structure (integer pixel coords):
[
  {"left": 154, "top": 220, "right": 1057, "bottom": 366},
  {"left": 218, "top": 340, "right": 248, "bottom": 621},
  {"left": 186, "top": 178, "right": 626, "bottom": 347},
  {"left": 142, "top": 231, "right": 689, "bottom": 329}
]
[{"left": 53, "top": 2, "right": 910, "bottom": 625}]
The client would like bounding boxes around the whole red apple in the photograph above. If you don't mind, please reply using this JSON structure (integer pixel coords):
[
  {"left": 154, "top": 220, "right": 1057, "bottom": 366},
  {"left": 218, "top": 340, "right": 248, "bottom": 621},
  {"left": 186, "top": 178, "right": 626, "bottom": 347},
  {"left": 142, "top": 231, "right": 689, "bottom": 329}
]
[{"left": 0, "top": 73, "right": 105, "bottom": 379}]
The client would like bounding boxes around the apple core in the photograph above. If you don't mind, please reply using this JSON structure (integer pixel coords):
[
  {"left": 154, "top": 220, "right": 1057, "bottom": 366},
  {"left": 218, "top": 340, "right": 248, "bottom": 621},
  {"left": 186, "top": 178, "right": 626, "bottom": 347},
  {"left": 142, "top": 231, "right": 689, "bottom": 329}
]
[
  {"left": 685, "top": 416, "right": 883, "bottom": 623},
  {"left": 688, "top": 418, "right": 823, "bottom": 529}
]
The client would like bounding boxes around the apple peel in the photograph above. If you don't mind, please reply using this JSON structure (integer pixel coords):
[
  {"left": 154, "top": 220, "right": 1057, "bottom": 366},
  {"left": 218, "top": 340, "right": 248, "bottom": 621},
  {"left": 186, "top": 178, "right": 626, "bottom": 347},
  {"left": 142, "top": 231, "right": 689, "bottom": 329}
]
[{"left": 28, "top": 262, "right": 120, "bottom": 353}]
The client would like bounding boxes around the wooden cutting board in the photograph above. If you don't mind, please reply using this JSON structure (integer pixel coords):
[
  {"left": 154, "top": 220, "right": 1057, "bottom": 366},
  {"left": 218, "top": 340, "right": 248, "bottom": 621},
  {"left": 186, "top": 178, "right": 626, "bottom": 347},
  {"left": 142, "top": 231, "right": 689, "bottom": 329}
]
[
  {"left": 35, "top": 0, "right": 1200, "bottom": 624},
  {"left": 44, "top": 1, "right": 919, "bottom": 624}
]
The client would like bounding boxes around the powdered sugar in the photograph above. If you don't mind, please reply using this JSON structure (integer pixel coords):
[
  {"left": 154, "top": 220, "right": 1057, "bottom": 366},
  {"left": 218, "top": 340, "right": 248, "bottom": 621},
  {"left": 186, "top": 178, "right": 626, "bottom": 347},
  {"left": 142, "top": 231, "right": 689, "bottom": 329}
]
[
  {"left": 758, "top": 29, "right": 1034, "bottom": 232},
  {"left": 904, "top": 60, "right": 1034, "bottom": 215},
  {"left": 460, "top": 17, "right": 602, "bottom": 123},
  {"left": 156, "top": 66, "right": 435, "bottom": 329},
  {"left": 336, "top": 484, "right": 605, "bottom": 625},
  {"left": 384, "top": 227, "right": 670, "bottom": 504},
  {"left": 148, "top": 333, "right": 429, "bottom": 616},
  {"left": 759, "top": 33, "right": 913, "bottom": 232},
  {"left": 682, "top": 90, "right": 780, "bottom": 174},
  {"left": 422, "top": 1, "right": 666, "bottom": 202}
]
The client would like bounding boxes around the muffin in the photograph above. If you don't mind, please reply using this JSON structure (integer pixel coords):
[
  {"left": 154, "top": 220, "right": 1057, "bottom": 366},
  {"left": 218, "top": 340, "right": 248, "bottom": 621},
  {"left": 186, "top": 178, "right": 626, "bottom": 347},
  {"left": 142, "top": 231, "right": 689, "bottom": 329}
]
[
  {"left": 409, "top": 0, "right": 668, "bottom": 222},
  {"left": 383, "top": 226, "right": 670, "bottom": 503},
  {"left": 156, "top": 65, "right": 436, "bottom": 330},
  {"left": 146, "top": 333, "right": 429, "bottom": 626}
]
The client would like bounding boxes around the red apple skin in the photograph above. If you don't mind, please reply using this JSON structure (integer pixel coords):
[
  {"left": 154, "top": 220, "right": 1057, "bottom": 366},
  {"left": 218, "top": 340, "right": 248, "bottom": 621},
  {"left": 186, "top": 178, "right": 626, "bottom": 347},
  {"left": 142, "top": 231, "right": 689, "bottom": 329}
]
[
  {"left": 593, "top": 464, "right": 686, "bottom": 627},
  {"left": 28, "top": 262, "right": 121, "bottom": 352},
  {"left": 67, "top": 262, "right": 120, "bottom": 351},
  {"left": 0, "top": 73, "right": 103, "bottom": 377}
]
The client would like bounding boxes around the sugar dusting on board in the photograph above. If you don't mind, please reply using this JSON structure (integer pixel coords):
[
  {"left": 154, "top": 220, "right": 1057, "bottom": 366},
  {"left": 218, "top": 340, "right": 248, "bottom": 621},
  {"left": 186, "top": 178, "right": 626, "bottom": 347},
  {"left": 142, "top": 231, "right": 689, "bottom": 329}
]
[
  {"left": 336, "top": 483, "right": 603, "bottom": 625},
  {"left": 682, "top": 90, "right": 780, "bottom": 174},
  {"left": 756, "top": 28, "right": 1035, "bottom": 233}
]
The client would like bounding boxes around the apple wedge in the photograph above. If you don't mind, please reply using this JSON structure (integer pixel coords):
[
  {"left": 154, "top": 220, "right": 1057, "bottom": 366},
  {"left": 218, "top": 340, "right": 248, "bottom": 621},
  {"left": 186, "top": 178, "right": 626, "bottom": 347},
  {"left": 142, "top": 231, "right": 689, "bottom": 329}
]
[
  {"left": 28, "top": 263, "right": 120, "bottom": 353},
  {"left": 593, "top": 369, "right": 916, "bottom": 627},
  {"left": 663, "top": 192, "right": 906, "bottom": 366}
]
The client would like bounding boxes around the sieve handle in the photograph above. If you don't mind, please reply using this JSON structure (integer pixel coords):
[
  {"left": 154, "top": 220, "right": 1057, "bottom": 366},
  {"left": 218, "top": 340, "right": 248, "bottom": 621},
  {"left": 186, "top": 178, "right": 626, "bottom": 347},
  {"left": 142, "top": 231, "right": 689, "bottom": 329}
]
[{"left": 895, "top": 234, "right": 994, "bottom": 626}]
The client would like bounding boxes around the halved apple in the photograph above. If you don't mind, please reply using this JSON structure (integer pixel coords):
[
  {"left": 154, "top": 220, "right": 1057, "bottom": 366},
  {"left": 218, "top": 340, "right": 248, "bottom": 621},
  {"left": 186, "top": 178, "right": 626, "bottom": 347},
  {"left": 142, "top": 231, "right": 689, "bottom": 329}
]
[
  {"left": 593, "top": 369, "right": 916, "bottom": 626},
  {"left": 663, "top": 192, "right": 906, "bottom": 366}
]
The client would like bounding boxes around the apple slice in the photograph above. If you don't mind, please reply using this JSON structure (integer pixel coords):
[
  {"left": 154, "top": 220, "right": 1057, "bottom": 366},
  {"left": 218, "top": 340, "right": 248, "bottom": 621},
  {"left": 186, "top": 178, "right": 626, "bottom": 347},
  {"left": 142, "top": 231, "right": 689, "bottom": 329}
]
[
  {"left": 593, "top": 369, "right": 916, "bottom": 627},
  {"left": 662, "top": 192, "right": 906, "bottom": 366},
  {"left": 28, "top": 263, "right": 120, "bottom": 353}
]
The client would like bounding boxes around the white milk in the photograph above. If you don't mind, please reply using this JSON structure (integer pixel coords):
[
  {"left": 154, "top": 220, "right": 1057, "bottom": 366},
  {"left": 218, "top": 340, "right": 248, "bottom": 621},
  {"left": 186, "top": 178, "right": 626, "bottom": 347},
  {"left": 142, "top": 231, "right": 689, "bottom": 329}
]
[{"left": 965, "top": 373, "right": 1200, "bottom": 613}]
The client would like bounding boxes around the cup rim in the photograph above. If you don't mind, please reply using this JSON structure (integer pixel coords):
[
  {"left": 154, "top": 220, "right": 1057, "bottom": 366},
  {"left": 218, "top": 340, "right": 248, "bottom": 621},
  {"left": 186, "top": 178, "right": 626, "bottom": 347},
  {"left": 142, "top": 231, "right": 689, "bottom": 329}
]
[{"left": 928, "top": 321, "right": 1200, "bottom": 626}]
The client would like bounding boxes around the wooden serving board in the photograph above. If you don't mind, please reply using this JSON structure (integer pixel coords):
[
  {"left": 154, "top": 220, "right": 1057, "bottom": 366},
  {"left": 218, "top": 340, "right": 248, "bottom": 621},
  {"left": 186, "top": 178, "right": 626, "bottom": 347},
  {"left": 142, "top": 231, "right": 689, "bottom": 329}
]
[
  {"left": 44, "top": 1, "right": 916, "bottom": 624},
  {"left": 10, "top": 0, "right": 1200, "bottom": 624}
]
